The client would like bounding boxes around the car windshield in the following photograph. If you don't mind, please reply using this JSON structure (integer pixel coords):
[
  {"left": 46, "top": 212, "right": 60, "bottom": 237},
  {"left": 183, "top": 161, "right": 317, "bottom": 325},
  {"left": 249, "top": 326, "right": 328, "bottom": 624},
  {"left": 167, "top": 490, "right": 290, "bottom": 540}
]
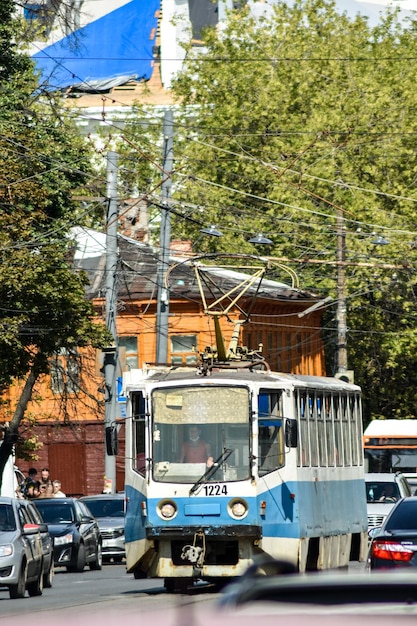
[
  {"left": 385, "top": 499, "right": 417, "bottom": 531},
  {"left": 35, "top": 501, "right": 75, "bottom": 524},
  {"left": 84, "top": 499, "right": 124, "bottom": 518},
  {"left": 0, "top": 504, "right": 16, "bottom": 531},
  {"left": 366, "top": 481, "right": 400, "bottom": 502}
]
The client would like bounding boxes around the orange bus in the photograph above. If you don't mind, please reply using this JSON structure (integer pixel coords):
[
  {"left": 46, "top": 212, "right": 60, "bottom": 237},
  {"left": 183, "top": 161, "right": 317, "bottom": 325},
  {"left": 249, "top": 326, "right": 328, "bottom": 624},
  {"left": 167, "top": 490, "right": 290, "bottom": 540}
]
[{"left": 363, "top": 419, "right": 417, "bottom": 473}]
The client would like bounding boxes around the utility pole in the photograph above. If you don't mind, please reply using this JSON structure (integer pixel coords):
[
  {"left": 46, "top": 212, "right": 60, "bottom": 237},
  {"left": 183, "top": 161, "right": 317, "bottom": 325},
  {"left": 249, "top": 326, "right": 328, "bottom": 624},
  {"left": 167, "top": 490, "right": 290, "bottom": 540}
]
[
  {"left": 103, "top": 151, "right": 118, "bottom": 493},
  {"left": 156, "top": 110, "right": 174, "bottom": 363},
  {"left": 336, "top": 206, "right": 347, "bottom": 374}
]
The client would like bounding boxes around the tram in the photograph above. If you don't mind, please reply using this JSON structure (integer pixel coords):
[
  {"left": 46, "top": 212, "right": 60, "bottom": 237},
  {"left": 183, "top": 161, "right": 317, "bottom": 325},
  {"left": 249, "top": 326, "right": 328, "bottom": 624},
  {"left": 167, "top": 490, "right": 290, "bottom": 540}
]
[
  {"left": 123, "top": 258, "right": 367, "bottom": 590},
  {"left": 123, "top": 360, "right": 367, "bottom": 590}
]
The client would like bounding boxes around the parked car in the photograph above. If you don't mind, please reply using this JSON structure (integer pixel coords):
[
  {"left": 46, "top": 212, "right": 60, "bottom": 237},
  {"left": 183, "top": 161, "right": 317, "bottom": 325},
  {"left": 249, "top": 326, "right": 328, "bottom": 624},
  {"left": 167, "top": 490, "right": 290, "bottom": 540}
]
[
  {"left": 0, "top": 496, "right": 46, "bottom": 598},
  {"left": 80, "top": 493, "right": 125, "bottom": 563},
  {"left": 368, "top": 496, "right": 417, "bottom": 570},
  {"left": 34, "top": 497, "right": 102, "bottom": 572},
  {"left": 19, "top": 498, "right": 54, "bottom": 587},
  {"left": 365, "top": 472, "right": 411, "bottom": 530}
]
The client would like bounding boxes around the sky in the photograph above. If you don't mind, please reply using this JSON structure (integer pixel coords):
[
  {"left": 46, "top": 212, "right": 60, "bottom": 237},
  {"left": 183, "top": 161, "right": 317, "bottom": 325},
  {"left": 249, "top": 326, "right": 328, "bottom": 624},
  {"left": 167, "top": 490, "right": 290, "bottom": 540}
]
[
  {"left": 263, "top": 0, "right": 417, "bottom": 24},
  {"left": 335, "top": 0, "right": 417, "bottom": 23}
]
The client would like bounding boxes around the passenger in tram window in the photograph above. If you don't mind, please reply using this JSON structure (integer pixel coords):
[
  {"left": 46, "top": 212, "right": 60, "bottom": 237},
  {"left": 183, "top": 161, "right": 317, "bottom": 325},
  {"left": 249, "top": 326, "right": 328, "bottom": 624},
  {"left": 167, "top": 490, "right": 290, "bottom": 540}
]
[{"left": 179, "top": 425, "right": 214, "bottom": 467}]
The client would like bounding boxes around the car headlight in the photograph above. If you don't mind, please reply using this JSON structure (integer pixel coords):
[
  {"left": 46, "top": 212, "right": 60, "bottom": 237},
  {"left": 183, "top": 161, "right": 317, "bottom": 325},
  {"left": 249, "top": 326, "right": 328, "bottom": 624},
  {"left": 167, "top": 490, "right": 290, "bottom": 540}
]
[
  {"left": 0, "top": 545, "right": 13, "bottom": 557},
  {"left": 228, "top": 499, "right": 248, "bottom": 519},
  {"left": 54, "top": 533, "right": 74, "bottom": 545},
  {"left": 157, "top": 500, "right": 177, "bottom": 520}
]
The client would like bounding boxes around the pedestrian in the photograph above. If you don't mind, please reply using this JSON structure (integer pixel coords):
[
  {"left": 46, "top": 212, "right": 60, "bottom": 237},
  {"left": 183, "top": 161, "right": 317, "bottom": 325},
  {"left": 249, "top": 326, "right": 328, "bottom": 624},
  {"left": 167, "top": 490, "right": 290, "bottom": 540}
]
[
  {"left": 18, "top": 467, "right": 38, "bottom": 499},
  {"left": 52, "top": 480, "right": 66, "bottom": 497},
  {"left": 26, "top": 481, "right": 41, "bottom": 499},
  {"left": 38, "top": 483, "right": 54, "bottom": 498},
  {"left": 40, "top": 467, "right": 52, "bottom": 487}
]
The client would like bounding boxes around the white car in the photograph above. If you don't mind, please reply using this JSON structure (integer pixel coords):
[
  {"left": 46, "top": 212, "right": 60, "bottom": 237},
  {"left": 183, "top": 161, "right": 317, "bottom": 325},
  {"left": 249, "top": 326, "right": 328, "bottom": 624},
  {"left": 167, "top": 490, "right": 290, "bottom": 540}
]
[
  {"left": 365, "top": 472, "right": 411, "bottom": 530},
  {"left": 402, "top": 473, "right": 417, "bottom": 496}
]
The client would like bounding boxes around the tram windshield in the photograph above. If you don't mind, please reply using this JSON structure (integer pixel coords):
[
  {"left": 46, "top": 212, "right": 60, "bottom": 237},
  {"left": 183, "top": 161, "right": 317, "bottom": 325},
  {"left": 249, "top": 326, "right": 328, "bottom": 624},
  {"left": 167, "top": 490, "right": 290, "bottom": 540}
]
[{"left": 151, "top": 385, "right": 250, "bottom": 483}]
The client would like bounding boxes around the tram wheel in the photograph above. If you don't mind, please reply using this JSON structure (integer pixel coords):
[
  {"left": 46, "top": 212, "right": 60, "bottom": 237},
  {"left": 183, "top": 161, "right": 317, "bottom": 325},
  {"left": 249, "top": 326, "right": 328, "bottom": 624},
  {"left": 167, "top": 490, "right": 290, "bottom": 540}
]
[{"left": 164, "top": 577, "right": 193, "bottom": 593}]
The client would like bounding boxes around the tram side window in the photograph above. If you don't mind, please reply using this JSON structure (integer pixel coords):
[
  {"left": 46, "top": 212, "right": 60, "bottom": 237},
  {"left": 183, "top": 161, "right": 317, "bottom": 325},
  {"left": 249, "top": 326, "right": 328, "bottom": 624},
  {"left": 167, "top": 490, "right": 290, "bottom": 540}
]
[
  {"left": 341, "top": 395, "right": 351, "bottom": 466},
  {"left": 132, "top": 392, "right": 146, "bottom": 475},
  {"left": 258, "top": 391, "right": 285, "bottom": 475},
  {"left": 308, "top": 394, "right": 319, "bottom": 467},
  {"left": 325, "top": 394, "right": 336, "bottom": 467},
  {"left": 316, "top": 394, "right": 326, "bottom": 466},
  {"left": 333, "top": 395, "right": 343, "bottom": 467},
  {"left": 350, "top": 394, "right": 361, "bottom": 466},
  {"left": 298, "top": 393, "right": 310, "bottom": 467}
]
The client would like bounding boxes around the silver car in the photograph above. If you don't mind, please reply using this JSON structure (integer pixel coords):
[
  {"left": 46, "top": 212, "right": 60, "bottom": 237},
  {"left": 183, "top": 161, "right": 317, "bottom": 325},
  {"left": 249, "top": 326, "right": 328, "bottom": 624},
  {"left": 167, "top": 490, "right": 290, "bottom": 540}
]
[
  {"left": 0, "top": 496, "right": 46, "bottom": 598},
  {"left": 366, "top": 472, "right": 412, "bottom": 531},
  {"left": 80, "top": 494, "right": 125, "bottom": 563}
]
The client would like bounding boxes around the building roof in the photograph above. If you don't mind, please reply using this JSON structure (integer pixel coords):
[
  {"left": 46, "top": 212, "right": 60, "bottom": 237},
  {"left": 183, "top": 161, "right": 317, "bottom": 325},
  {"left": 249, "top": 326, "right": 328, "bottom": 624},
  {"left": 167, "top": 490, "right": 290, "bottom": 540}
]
[
  {"left": 73, "top": 228, "right": 318, "bottom": 306},
  {"left": 29, "top": 1, "right": 160, "bottom": 92}
]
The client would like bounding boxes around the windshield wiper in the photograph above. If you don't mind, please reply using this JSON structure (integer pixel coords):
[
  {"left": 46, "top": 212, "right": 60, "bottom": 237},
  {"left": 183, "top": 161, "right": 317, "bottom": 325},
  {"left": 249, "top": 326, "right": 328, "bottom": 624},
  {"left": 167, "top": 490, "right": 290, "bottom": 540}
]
[{"left": 189, "top": 448, "right": 234, "bottom": 495}]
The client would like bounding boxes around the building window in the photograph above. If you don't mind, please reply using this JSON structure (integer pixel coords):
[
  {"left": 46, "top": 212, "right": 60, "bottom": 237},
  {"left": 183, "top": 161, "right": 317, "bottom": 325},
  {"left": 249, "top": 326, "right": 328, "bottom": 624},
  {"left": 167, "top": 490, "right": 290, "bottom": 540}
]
[
  {"left": 118, "top": 336, "right": 138, "bottom": 369},
  {"left": 170, "top": 335, "right": 197, "bottom": 366},
  {"left": 50, "top": 348, "right": 80, "bottom": 395}
]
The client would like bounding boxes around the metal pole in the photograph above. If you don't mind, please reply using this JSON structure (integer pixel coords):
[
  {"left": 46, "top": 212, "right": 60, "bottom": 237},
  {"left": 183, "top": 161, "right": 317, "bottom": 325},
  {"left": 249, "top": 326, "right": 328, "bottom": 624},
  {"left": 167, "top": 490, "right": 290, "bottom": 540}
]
[
  {"left": 336, "top": 207, "right": 347, "bottom": 373},
  {"left": 156, "top": 110, "right": 174, "bottom": 363},
  {"left": 104, "top": 151, "right": 118, "bottom": 493}
]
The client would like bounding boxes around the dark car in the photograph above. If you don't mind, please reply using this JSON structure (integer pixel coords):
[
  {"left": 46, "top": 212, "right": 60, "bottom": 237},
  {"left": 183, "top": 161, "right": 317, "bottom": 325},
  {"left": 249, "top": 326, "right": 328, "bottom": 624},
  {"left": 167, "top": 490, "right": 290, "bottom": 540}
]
[
  {"left": 215, "top": 554, "right": 417, "bottom": 624},
  {"left": 34, "top": 498, "right": 102, "bottom": 572},
  {"left": 0, "top": 496, "right": 46, "bottom": 598},
  {"left": 368, "top": 496, "right": 417, "bottom": 570},
  {"left": 80, "top": 494, "right": 125, "bottom": 563}
]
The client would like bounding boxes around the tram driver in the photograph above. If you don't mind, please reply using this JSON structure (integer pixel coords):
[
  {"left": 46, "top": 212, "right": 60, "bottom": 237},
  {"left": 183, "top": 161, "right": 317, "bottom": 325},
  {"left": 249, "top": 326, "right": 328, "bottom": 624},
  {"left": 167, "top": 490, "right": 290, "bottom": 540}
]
[{"left": 179, "top": 425, "right": 214, "bottom": 468}]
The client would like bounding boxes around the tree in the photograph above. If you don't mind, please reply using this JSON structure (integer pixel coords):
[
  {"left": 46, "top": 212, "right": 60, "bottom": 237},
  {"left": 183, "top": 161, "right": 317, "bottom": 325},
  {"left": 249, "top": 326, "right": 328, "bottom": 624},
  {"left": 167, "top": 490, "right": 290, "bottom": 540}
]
[
  {"left": 119, "top": 0, "right": 417, "bottom": 425},
  {"left": 0, "top": 2, "right": 109, "bottom": 486}
]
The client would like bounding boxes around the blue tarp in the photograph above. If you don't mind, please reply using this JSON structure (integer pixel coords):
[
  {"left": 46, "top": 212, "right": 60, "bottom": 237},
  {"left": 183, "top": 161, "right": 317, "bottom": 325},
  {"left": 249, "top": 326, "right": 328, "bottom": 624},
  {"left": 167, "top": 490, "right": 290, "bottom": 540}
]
[{"left": 31, "top": 0, "right": 160, "bottom": 92}]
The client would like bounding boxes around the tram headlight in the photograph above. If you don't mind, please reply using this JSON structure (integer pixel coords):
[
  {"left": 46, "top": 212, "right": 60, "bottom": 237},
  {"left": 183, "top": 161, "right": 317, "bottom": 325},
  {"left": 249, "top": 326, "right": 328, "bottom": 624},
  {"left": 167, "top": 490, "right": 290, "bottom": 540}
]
[
  {"left": 157, "top": 500, "right": 178, "bottom": 520},
  {"left": 228, "top": 498, "right": 248, "bottom": 519}
]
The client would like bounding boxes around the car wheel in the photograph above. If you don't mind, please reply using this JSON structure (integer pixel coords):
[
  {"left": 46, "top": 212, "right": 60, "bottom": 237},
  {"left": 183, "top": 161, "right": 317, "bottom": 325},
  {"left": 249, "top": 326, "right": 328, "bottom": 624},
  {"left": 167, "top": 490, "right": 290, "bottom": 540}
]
[
  {"left": 43, "top": 558, "right": 54, "bottom": 588},
  {"left": 113, "top": 556, "right": 123, "bottom": 563},
  {"left": 9, "top": 560, "right": 27, "bottom": 599},
  {"left": 27, "top": 567, "right": 44, "bottom": 597},
  {"left": 67, "top": 543, "right": 86, "bottom": 573},
  {"left": 89, "top": 542, "right": 103, "bottom": 571}
]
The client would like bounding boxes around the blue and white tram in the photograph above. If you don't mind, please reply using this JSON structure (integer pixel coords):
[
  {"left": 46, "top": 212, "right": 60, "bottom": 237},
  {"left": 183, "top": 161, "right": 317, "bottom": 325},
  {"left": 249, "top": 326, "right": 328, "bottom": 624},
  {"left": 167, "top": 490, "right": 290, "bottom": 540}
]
[{"left": 123, "top": 365, "right": 368, "bottom": 590}]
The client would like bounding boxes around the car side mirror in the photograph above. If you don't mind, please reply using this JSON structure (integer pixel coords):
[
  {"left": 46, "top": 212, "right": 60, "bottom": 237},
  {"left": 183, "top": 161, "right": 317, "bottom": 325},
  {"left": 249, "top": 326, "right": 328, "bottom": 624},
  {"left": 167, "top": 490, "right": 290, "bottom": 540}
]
[
  {"left": 285, "top": 418, "right": 298, "bottom": 448},
  {"left": 23, "top": 523, "right": 40, "bottom": 535},
  {"left": 106, "top": 425, "right": 118, "bottom": 455},
  {"left": 368, "top": 526, "right": 381, "bottom": 540}
]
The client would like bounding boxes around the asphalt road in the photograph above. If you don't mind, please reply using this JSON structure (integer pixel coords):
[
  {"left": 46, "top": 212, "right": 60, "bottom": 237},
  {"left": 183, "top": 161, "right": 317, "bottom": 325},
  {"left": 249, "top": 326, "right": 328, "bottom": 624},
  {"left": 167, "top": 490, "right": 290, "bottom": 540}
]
[{"left": 0, "top": 562, "right": 221, "bottom": 625}]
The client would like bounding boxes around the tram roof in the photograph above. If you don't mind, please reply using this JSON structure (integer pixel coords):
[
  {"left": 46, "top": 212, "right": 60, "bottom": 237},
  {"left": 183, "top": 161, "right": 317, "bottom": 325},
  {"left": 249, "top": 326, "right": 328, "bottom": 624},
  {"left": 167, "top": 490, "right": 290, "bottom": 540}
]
[{"left": 123, "top": 367, "right": 361, "bottom": 391}]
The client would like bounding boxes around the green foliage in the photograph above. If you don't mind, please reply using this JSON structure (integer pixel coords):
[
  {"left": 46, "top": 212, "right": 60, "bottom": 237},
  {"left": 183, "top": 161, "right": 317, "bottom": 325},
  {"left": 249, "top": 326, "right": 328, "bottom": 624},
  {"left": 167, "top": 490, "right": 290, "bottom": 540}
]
[
  {"left": 118, "top": 0, "right": 417, "bottom": 423},
  {"left": 0, "top": 5, "right": 109, "bottom": 389}
]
